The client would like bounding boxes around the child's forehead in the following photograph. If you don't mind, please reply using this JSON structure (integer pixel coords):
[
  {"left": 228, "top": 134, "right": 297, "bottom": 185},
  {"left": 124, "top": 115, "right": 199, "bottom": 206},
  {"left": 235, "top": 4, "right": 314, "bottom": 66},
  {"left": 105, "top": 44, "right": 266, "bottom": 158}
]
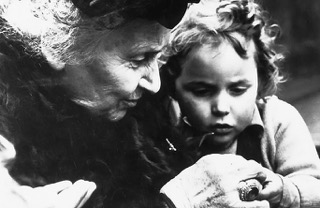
[
  {"left": 202, "top": 33, "right": 257, "bottom": 58},
  {"left": 224, "top": 33, "right": 256, "bottom": 58},
  {"left": 178, "top": 32, "right": 257, "bottom": 72},
  {"left": 230, "top": 32, "right": 255, "bottom": 48}
]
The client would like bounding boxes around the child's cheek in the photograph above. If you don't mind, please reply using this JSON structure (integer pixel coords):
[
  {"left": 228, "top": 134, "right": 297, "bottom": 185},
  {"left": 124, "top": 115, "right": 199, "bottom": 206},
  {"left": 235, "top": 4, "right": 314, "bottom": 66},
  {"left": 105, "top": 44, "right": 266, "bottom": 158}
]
[{"left": 187, "top": 100, "right": 212, "bottom": 129}]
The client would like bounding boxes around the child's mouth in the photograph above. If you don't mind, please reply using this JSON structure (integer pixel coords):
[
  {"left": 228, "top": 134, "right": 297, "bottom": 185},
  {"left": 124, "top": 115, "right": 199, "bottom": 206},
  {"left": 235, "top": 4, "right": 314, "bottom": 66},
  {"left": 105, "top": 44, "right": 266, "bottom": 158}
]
[{"left": 211, "top": 124, "right": 233, "bottom": 135}]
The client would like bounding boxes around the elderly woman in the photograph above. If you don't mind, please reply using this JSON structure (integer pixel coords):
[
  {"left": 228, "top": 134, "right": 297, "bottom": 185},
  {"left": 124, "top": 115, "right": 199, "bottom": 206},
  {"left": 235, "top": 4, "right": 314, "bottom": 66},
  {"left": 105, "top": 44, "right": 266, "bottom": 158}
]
[{"left": 0, "top": 0, "right": 202, "bottom": 207}]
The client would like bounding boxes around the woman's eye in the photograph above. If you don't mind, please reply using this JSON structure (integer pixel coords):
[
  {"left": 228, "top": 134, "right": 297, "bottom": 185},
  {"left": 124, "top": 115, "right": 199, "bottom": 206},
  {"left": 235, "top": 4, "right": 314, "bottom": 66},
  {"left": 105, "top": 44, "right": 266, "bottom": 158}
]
[
  {"left": 130, "top": 57, "right": 148, "bottom": 68},
  {"left": 130, "top": 52, "right": 161, "bottom": 69}
]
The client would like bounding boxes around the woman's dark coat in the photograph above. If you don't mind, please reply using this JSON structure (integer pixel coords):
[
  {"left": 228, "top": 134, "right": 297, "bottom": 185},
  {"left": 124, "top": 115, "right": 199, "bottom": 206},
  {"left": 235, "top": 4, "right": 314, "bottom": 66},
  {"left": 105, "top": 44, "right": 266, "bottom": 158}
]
[{"left": 0, "top": 23, "right": 194, "bottom": 208}]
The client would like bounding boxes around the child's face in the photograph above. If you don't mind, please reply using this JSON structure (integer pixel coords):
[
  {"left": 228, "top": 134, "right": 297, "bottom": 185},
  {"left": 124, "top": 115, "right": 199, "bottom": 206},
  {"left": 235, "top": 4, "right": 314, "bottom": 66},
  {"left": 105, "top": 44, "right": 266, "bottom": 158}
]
[{"left": 175, "top": 39, "right": 258, "bottom": 147}]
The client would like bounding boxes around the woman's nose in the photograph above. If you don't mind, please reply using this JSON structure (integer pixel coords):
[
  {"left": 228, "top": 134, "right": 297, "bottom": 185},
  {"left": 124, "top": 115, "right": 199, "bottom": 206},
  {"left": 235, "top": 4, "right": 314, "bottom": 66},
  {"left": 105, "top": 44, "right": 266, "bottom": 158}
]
[
  {"left": 138, "top": 61, "right": 161, "bottom": 93},
  {"left": 211, "top": 93, "right": 230, "bottom": 117}
]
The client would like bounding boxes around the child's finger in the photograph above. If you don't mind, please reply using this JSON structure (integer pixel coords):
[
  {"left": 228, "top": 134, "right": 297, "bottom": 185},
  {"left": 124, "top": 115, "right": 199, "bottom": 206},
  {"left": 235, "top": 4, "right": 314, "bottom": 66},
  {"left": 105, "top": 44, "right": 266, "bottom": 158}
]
[{"left": 257, "top": 183, "right": 272, "bottom": 199}]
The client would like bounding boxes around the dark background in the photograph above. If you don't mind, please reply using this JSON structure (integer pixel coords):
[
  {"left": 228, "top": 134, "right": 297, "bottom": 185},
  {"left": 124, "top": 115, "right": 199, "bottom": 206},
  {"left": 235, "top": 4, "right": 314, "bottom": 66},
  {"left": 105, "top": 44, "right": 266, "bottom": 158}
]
[{"left": 261, "top": 0, "right": 320, "bottom": 146}]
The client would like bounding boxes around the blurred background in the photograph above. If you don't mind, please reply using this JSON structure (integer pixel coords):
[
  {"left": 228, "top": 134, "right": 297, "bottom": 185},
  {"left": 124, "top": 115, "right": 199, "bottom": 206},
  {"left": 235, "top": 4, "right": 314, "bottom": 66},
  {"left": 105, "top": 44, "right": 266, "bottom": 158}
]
[{"left": 260, "top": 0, "right": 320, "bottom": 150}]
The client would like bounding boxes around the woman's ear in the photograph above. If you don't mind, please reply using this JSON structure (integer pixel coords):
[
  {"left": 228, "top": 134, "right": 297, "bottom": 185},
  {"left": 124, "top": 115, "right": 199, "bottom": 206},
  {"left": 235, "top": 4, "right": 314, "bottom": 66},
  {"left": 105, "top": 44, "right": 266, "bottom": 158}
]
[
  {"left": 47, "top": 60, "right": 65, "bottom": 71},
  {"left": 41, "top": 47, "right": 65, "bottom": 71}
]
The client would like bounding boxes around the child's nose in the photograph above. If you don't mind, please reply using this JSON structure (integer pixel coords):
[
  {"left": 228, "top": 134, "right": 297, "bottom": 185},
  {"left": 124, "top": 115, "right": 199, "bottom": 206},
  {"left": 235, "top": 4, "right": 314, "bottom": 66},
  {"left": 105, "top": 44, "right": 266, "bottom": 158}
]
[{"left": 211, "top": 93, "right": 230, "bottom": 117}]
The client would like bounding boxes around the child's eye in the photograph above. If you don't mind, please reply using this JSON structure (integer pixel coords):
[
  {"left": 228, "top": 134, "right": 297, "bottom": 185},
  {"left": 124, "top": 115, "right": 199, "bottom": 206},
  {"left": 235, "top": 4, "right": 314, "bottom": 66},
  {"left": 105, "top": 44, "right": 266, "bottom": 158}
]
[
  {"left": 229, "top": 86, "right": 248, "bottom": 95},
  {"left": 191, "top": 88, "right": 212, "bottom": 97}
]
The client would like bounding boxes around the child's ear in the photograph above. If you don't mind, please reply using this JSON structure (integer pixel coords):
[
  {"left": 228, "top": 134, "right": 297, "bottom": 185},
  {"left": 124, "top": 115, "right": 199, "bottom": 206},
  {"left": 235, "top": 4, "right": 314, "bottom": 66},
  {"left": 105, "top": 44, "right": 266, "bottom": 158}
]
[
  {"left": 160, "top": 61, "right": 179, "bottom": 99},
  {"left": 168, "top": 81, "right": 178, "bottom": 100},
  {"left": 257, "top": 76, "right": 267, "bottom": 99},
  {"left": 167, "top": 96, "right": 182, "bottom": 126}
]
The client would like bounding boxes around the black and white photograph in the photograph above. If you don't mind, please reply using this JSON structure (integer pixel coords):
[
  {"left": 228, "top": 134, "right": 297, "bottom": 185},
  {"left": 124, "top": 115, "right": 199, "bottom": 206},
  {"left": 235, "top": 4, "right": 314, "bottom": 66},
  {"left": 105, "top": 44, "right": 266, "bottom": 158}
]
[{"left": 0, "top": 0, "right": 320, "bottom": 207}]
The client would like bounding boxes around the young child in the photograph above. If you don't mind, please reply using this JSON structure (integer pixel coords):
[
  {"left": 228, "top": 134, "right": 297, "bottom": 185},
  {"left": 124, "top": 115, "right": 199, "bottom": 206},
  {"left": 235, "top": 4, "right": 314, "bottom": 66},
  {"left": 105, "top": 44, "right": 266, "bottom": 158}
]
[{"left": 160, "top": 0, "right": 320, "bottom": 207}]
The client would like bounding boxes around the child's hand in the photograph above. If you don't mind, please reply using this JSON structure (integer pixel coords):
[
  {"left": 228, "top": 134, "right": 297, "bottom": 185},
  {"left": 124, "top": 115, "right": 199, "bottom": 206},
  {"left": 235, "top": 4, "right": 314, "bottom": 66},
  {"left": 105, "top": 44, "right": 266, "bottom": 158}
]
[{"left": 257, "top": 168, "right": 283, "bottom": 207}]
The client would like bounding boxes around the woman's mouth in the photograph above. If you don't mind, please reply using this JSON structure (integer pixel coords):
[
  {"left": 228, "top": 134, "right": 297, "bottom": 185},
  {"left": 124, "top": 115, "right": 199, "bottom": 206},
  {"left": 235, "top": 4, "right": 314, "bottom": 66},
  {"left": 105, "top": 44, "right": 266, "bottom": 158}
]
[{"left": 122, "top": 99, "right": 139, "bottom": 108}]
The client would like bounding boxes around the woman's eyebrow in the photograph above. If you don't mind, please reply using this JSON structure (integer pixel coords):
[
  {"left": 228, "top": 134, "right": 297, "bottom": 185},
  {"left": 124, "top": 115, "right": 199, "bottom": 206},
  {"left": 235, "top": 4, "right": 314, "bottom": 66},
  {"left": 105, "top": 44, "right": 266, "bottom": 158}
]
[
  {"left": 136, "top": 43, "right": 165, "bottom": 52},
  {"left": 126, "top": 50, "right": 162, "bottom": 60},
  {"left": 128, "top": 43, "right": 165, "bottom": 57}
]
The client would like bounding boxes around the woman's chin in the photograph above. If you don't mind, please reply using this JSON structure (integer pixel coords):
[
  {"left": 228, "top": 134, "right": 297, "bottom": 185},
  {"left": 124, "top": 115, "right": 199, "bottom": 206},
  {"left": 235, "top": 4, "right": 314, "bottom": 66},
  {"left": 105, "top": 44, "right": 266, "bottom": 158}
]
[{"left": 107, "top": 110, "right": 127, "bottom": 122}]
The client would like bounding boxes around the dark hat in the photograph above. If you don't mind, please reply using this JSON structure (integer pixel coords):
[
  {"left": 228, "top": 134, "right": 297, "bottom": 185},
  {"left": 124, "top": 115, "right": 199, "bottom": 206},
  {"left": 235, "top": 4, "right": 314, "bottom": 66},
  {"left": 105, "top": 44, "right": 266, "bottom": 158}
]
[{"left": 71, "top": 0, "right": 200, "bottom": 29}]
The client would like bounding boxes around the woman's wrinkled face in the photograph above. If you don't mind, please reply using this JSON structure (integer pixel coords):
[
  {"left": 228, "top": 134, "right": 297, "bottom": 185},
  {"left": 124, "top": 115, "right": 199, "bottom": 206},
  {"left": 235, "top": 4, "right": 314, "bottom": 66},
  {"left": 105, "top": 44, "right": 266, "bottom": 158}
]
[
  {"left": 175, "top": 39, "right": 258, "bottom": 147},
  {"left": 61, "top": 19, "right": 169, "bottom": 121}
]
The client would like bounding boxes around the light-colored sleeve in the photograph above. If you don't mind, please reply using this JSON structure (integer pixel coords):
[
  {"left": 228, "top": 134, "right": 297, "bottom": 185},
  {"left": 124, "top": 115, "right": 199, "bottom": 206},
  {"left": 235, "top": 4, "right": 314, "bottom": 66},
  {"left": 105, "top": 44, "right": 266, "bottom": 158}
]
[
  {"left": 0, "top": 135, "right": 31, "bottom": 208},
  {"left": 263, "top": 97, "right": 320, "bottom": 208}
]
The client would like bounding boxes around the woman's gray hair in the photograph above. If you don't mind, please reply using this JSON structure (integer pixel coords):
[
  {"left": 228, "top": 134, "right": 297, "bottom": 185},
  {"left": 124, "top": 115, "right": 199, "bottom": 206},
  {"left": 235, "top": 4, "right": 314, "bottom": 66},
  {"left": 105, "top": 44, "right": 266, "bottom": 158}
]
[{"left": 0, "top": 0, "right": 124, "bottom": 66}]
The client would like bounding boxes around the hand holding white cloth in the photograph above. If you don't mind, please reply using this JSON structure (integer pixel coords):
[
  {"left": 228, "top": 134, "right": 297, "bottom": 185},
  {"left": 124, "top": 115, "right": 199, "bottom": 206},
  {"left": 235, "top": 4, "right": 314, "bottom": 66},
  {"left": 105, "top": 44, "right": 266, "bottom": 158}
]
[{"left": 161, "top": 154, "right": 270, "bottom": 208}]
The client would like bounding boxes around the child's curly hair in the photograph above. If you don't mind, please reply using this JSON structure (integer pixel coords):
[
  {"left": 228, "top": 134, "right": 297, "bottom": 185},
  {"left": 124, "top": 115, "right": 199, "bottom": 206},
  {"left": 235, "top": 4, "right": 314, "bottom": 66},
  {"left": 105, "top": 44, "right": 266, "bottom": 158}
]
[{"left": 162, "top": 0, "right": 284, "bottom": 99}]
